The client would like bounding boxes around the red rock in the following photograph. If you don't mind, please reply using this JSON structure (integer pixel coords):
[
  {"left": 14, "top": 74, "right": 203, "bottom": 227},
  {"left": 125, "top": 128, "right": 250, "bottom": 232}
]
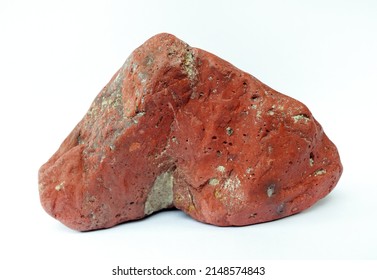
[{"left": 38, "top": 33, "right": 342, "bottom": 231}]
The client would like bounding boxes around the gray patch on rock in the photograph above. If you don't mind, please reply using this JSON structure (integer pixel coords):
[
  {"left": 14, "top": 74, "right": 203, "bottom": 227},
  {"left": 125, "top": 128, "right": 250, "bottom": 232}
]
[
  {"left": 144, "top": 172, "right": 174, "bottom": 215},
  {"left": 183, "top": 48, "right": 198, "bottom": 83},
  {"left": 267, "top": 183, "right": 276, "bottom": 197}
]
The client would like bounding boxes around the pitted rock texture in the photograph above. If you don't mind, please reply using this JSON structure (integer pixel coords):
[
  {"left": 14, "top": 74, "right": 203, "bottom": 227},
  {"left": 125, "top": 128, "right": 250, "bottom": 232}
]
[{"left": 38, "top": 33, "right": 342, "bottom": 231}]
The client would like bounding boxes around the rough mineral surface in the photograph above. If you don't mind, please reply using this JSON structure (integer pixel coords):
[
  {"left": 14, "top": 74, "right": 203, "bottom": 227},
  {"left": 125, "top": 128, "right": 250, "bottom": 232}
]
[{"left": 38, "top": 33, "right": 342, "bottom": 231}]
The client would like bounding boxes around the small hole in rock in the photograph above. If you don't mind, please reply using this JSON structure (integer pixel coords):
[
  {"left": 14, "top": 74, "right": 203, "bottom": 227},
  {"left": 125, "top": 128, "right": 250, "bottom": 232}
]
[{"left": 309, "top": 152, "right": 315, "bottom": 166}]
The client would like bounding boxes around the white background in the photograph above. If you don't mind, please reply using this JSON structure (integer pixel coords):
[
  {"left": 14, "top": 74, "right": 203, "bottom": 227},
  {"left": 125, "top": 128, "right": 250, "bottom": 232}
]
[{"left": 1, "top": 0, "right": 376, "bottom": 278}]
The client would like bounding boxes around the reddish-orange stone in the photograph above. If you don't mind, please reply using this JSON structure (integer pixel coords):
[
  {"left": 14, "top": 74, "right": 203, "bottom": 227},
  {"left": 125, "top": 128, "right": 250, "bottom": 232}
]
[{"left": 38, "top": 33, "right": 342, "bottom": 231}]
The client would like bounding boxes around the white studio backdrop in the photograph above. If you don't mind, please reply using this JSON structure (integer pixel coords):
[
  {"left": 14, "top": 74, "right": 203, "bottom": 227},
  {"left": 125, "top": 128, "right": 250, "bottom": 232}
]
[{"left": 0, "top": 0, "right": 376, "bottom": 279}]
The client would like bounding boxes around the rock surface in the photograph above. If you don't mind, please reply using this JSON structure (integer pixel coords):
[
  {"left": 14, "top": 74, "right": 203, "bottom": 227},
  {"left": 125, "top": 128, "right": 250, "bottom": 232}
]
[{"left": 38, "top": 33, "right": 342, "bottom": 231}]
